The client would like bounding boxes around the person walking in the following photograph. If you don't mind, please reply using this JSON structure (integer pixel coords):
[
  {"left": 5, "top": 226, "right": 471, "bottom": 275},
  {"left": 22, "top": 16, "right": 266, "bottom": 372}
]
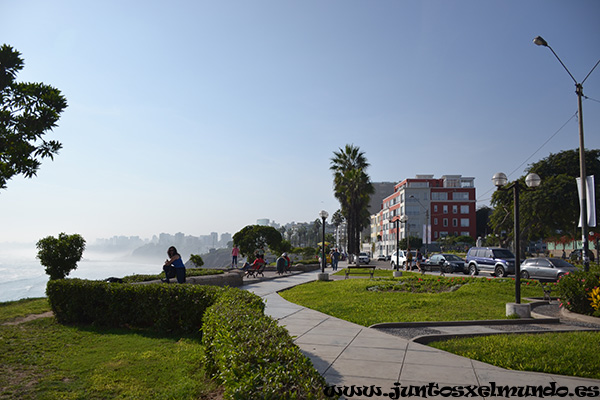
[
  {"left": 331, "top": 248, "right": 340, "bottom": 271},
  {"left": 232, "top": 245, "right": 240, "bottom": 268},
  {"left": 416, "top": 249, "right": 423, "bottom": 274},
  {"left": 162, "top": 246, "right": 186, "bottom": 284}
]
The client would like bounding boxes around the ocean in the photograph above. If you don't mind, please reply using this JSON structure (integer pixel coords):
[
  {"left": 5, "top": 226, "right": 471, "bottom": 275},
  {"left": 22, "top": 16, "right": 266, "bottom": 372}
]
[{"left": 0, "top": 248, "right": 160, "bottom": 303}]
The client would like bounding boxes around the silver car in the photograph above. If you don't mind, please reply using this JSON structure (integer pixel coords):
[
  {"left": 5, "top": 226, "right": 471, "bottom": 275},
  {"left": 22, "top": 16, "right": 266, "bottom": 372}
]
[{"left": 520, "top": 257, "right": 578, "bottom": 281}]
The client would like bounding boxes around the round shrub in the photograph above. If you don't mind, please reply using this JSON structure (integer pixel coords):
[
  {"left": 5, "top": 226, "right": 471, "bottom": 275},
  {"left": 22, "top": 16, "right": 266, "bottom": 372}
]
[{"left": 555, "top": 271, "right": 600, "bottom": 315}]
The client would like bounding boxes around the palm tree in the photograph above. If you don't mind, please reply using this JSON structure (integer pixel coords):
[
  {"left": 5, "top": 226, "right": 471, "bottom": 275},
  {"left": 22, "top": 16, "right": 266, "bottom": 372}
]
[{"left": 330, "top": 144, "right": 374, "bottom": 256}]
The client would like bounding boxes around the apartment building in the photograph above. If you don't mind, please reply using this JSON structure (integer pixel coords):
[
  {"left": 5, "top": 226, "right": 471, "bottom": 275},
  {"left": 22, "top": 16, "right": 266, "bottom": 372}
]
[{"left": 371, "top": 175, "right": 476, "bottom": 256}]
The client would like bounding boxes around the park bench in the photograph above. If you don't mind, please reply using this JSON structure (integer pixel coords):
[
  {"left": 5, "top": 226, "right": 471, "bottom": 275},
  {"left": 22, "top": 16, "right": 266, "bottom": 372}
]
[
  {"left": 345, "top": 265, "right": 376, "bottom": 279},
  {"left": 245, "top": 262, "right": 266, "bottom": 278}
]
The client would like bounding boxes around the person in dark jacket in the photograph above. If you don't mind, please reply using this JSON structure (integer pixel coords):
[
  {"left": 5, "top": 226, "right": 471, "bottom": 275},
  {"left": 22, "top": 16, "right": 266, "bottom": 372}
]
[{"left": 276, "top": 254, "right": 287, "bottom": 275}]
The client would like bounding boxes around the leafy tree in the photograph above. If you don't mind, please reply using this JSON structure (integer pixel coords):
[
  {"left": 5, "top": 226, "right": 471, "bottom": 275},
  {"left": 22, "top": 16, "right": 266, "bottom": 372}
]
[
  {"left": 232, "top": 225, "right": 283, "bottom": 262},
  {"left": 189, "top": 254, "right": 204, "bottom": 267},
  {"left": 490, "top": 149, "right": 600, "bottom": 248},
  {"left": 1, "top": 44, "right": 67, "bottom": 190},
  {"left": 331, "top": 209, "right": 345, "bottom": 228},
  {"left": 476, "top": 206, "right": 493, "bottom": 238},
  {"left": 330, "top": 144, "right": 374, "bottom": 256},
  {"left": 36, "top": 233, "right": 86, "bottom": 280}
]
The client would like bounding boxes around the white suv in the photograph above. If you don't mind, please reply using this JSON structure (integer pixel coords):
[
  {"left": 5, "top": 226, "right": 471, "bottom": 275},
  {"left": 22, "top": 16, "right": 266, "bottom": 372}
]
[{"left": 390, "top": 250, "right": 417, "bottom": 269}]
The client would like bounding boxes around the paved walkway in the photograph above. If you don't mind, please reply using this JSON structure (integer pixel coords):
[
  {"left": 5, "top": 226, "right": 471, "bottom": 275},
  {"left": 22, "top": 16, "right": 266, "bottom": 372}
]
[{"left": 242, "top": 264, "right": 600, "bottom": 400}]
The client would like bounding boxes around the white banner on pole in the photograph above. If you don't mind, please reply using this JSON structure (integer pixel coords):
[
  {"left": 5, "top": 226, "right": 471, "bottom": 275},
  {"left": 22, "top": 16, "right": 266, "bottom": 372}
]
[{"left": 577, "top": 175, "right": 597, "bottom": 228}]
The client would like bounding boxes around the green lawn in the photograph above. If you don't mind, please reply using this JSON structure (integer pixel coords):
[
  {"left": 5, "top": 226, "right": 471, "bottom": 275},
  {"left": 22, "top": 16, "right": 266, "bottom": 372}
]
[
  {"left": 280, "top": 271, "right": 600, "bottom": 379},
  {"left": 429, "top": 332, "right": 600, "bottom": 379},
  {"left": 0, "top": 298, "right": 221, "bottom": 399},
  {"left": 280, "top": 272, "right": 546, "bottom": 326}
]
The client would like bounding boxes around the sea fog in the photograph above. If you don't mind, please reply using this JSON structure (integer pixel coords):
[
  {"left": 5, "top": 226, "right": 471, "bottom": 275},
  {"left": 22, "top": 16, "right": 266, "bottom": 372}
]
[{"left": 0, "top": 243, "right": 161, "bottom": 303}]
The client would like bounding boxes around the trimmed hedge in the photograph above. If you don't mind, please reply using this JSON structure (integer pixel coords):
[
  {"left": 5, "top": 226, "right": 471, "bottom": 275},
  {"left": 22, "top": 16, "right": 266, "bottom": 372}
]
[
  {"left": 202, "top": 291, "right": 330, "bottom": 399},
  {"left": 47, "top": 279, "right": 331, "bottom": 398},
  {"left": 46, "top": 279, "right": 236, "bottom": 334},
  {"left": 121, "top": 268, "right": 224, "bottom": 283}
]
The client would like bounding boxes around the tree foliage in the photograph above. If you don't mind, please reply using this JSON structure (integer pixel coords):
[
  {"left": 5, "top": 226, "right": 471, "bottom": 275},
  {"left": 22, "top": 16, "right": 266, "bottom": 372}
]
[
  {"left": 490, "top": 149, "right": 600, "bottom": 245},
  {"left": 232, "top": 225, "right": 283, "bottom": 262},
  {"left": 0, "top": 44, "right": 68, "bottom": 190},
  {"left": 330, "top": 144, "right": 374, "bottom": 255},
  {"left": 189, "top": 254, "right": 204, "bottom": 267},
  {"left": 36, "top": 233, "right": 86, "bottom": 280}
]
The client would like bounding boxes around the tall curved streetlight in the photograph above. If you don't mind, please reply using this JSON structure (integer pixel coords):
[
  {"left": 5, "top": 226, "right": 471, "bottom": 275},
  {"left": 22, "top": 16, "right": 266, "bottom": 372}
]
[
  {"left": 319, "top": 210, "right": 329, "bottom": 273},
  {"left": 388, "top": 217, "right": 401, "bottom": 271},
  {"left": 493, "top": 172, "right": 541, "bottom": 305},
  {"left": 534, "top": 36, "right": 600, "bottom": 272}
]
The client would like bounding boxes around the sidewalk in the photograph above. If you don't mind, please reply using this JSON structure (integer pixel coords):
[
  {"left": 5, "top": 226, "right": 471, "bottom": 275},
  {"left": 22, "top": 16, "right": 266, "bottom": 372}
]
[{"left": 242, "top": 264, "right": 600, "bottom": 399}]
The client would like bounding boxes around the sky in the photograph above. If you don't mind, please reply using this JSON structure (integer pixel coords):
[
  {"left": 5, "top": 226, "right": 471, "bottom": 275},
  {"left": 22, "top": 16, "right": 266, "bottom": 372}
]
[{"left": 1, "top": 0, "right": 599, "bottom": 245}]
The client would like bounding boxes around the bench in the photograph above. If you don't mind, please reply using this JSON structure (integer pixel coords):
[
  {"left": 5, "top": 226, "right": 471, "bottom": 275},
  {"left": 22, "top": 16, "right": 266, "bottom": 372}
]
[
  {"left": 245, "top": 262, "right": 266, "bottom": 278},
  {"left": 345, "top": 265, "right": 376, "bottom": 279}
]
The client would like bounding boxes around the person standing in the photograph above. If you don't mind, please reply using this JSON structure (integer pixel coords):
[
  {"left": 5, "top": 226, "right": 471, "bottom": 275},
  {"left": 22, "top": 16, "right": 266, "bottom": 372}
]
[
  {"left": 331, "top": 248, "right": 340, "bottom": 271},
  {"left": 162, "top": 246, "right": 186, "bottom": 284},
  {"left": 232, "top": 244, "right": 240, "bottom": 268}
]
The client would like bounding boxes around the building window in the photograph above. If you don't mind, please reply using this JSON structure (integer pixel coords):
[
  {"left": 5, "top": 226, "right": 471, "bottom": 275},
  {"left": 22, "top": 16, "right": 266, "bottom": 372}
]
[
  {"left": 461, "top": 205, "right": 469, "bottom": 214},
  {"left": 433, "top": 205, "right": 438, "bottom": 213},
  {"left": 453, "top": 192, "right": 470, "bottom": 200},
  {"left": 443, "top": 218, "right": 448, "bottom": 227},
  {"left": 461, "top": 219, "right": 470, "bottom": 227},
  {"left": 452, "top": 205, "right": 458, "bottom": 214},
  {"left": 443, "top": 205, "right": 448, "bottom": 214},
  {"left": 453, "top": 218, "right": 458, "bottom": 227},
  {"left": 434, "top": 218, "right": 438, "bottom": 225},
  {"left": 432, "top": 192, "right": 448, "bottom": 201}
]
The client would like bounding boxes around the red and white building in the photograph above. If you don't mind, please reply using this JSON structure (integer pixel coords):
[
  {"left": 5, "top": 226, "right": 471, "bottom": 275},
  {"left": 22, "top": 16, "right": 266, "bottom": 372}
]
[{"left": 371, "top": 175, "right": 476, "bottom": 256}]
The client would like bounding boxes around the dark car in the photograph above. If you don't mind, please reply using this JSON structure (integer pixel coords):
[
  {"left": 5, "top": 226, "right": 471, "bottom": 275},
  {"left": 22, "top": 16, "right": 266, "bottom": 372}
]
[
  {"left": 465, "top": 247, "right": 515, "bottom": 277},
  {"left": 520, "top": 257, "right": 578, "bottom": 281},
  {"left": 423, "top": 253, "right": 467, "bottom": 274}
]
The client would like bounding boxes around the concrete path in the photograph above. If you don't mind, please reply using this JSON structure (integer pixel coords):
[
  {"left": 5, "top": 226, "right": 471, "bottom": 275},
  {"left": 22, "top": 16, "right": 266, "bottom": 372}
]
[{"left": 242, "top": 265, "right": 600, "bottom": 400}]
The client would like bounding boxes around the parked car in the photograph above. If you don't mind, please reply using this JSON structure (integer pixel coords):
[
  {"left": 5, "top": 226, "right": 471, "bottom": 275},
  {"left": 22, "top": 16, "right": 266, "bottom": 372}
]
[
  {"left": 423, "top": 253, "right": 468, "bottom": 274},
  {"left": 465, "top": 247, "right": 515, "bottom": 277},
  {"left": 520, "top": 257, "right": 578, "bottom": 281},
  {"left": 358, "top": 252, "right": 370, "bottom": 264},
  {"left": 377, "top": 254, "right": 390, "bottom": 261},
  {"left": 390, "top": 250, "right": 417, "bottom": 269},
  {"left": 569, "top": 249, "right": 595, "bottom": 262}
]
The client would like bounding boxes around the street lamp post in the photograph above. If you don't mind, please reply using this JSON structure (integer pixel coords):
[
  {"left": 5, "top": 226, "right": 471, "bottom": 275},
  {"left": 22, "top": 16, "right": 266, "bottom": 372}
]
[
  {"left": 493, "top": 172, "right": 541, "bottom": 306},
  {"left": 319, "top": 210, "right": 329, "bottom": 273},
  {"left": 400, "top": 214, "right": 409, "bottom": 248},
  {"left": 534, "top": 36, "right": 600, "bottom": 272},
  {"left": 389, "top": 217, "right": 401, "bottom": 271}
]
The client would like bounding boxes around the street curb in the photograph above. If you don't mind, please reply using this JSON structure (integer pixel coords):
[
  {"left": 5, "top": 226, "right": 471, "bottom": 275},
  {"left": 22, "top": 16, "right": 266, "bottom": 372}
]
[
  {"left": 369, "top": 317, "right": 560, "bottom": 329},
  {"left": 410, "top": 328, "right": 600, "bottom": 345}
]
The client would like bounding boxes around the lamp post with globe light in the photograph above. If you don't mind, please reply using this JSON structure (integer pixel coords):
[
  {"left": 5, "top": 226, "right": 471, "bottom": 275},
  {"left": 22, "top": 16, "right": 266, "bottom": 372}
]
[
  {"left": 533, "top": 36, "right": 599, "bottom": 272},
  {"left": 319, "top": 210, "right": 329, "bottom": 273},
  {"left": 493, "top": 172, "right": 541, "bottom": 311},
  {"left": 388, "top": 217, "right": 401, "bottom": 272}
]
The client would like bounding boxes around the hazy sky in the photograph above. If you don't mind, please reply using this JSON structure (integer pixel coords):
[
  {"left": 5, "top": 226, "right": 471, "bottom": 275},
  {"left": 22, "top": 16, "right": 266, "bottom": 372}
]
[{"left": 1, "top": 0, "right": 599, "bottom": 244}]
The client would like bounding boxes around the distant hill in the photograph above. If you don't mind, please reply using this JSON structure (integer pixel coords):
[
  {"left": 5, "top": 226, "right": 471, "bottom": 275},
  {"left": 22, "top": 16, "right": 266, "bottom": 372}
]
[{"left": 185, "top": 247, "right": 234, "bottom": 269}]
